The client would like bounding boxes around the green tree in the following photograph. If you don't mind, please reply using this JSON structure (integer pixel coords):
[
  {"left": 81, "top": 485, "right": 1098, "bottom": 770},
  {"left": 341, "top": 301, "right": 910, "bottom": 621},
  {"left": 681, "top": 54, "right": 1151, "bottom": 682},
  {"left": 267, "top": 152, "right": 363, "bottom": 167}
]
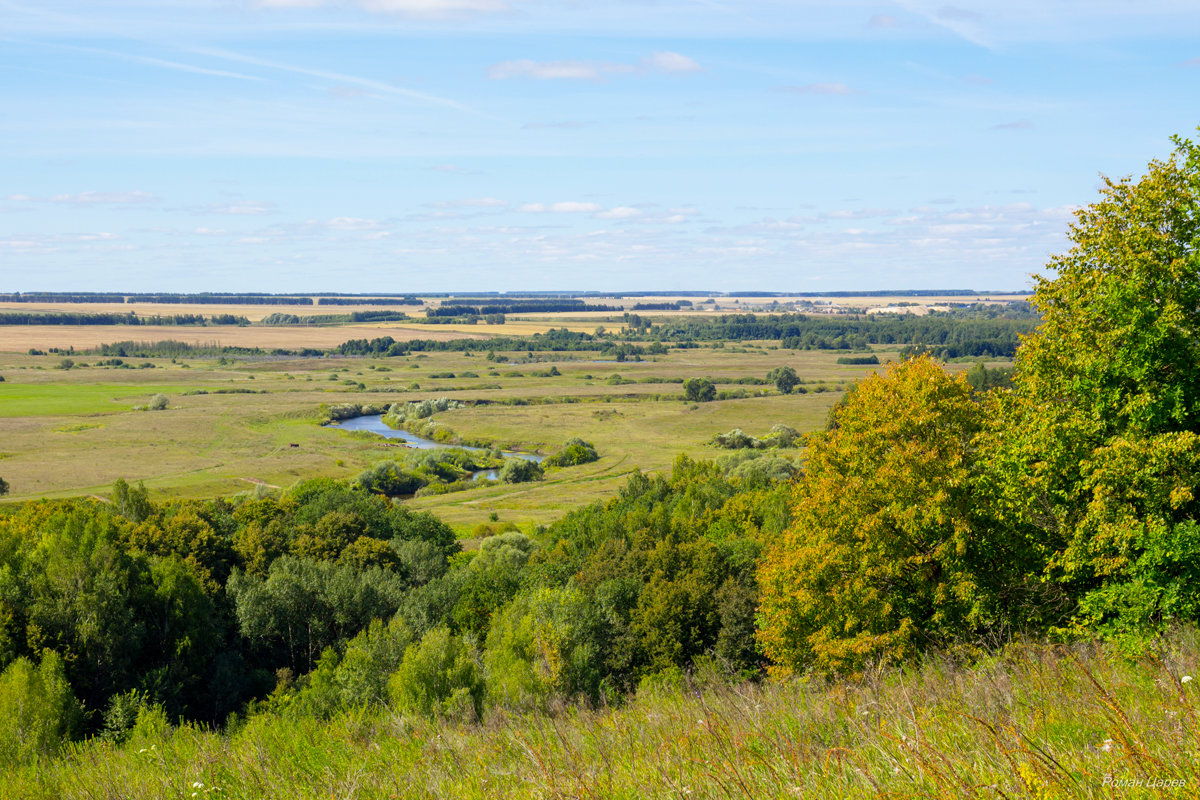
[
  {"left": 388, "top": 626, "right": 482, "bottom": 720},
  {"left": 991, "top": 131, "right": 1200, "bottom": 643},
  {"left": 767, "top": 366, "right": 800, "bottom": 394},
  {"left": 0, "top": 477, "right": 7, "bottom": 496},
  {"left": 111, "top": 478, "right": 153, "bottom": 523},
  {"left": 0, "top": 651, "right": 82, "bottom": 766},
  {"left": 683, "top": 377, "right": 716, "bottom": 402}
]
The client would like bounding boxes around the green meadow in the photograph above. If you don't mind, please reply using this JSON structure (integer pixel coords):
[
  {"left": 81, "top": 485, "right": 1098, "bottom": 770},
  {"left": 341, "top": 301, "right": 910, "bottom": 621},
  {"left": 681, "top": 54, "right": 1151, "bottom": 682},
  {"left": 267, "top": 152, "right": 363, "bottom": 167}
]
[{"left": 0, "top": 342, "right": 903, "bottom": 532}]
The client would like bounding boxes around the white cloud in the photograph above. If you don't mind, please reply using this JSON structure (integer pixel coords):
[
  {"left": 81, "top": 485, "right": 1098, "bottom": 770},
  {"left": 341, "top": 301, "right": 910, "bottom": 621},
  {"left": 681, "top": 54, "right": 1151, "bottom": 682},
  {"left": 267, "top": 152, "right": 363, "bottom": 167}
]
[
  {"left": 426, "top": 197, "right": 508, "bottom": 209},
  {"left": 519, "top": 201, "right": 603, "bottom": 213},
  {"left": 595, "top": 206, "right": 642, "bottom": 220},
  {"left": 491, "top": 59, "right": 612, "bottom": 80},
  {"left": 490, "top": 51, "right": 702, "bottom": 80},
  {"left": 50, "top": 191, "right": 158, "bottom": 205},
  {"left": 300, "top": 216, "right": 385, "bottom": 231},
  {"left": 643, "top": 51, "right": 702, "bottom": 73}
]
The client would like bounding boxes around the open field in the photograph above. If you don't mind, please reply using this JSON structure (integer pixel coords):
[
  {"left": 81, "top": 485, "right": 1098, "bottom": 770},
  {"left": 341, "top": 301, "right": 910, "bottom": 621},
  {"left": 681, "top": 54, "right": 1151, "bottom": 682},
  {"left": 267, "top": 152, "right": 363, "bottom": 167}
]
[
  {"left": 0, "top": 293, "right": 1032, "bottom": 352},
  {"left": 0, "top": 341, "right": 910, "bottom": 531},
  {"left": 0, "top": 323, "right": 490, "bottom": 352},
  {"left": 0, "top": 294, "right": 1021, "bottom": 533}
]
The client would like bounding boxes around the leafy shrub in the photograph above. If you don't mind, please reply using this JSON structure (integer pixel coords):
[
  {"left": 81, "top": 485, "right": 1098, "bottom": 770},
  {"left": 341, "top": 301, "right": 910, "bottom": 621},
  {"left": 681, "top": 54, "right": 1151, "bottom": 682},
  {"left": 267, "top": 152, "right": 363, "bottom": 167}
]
[
  {"left": 387, "top": 626, "right": 483, "bottom": 720},
  {"left": 712, "top": 428, "right": 757, "bottom": 449},
  {"left": 148, "top": 394, "right": 169, "bottom": 410},
  {"left": 0, "top": 652, "right": 82, "bottom": 766},
  {"left": 356, "top": 461, "right": 426, "bottom": 497},
  {"left": 500, "top": 458, "right": 544, "bottom": 484},
  {"left": 836, "top": 355, "right": 880, "bottom": 365},
  {"left": 543, "top": 438, "right": 599, "bottom": 468}
]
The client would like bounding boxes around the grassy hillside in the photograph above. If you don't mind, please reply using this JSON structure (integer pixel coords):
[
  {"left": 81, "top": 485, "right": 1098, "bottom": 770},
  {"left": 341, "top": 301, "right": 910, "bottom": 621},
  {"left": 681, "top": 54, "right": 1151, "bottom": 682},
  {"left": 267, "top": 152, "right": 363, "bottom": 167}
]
[{"left": 4, "top": 631, "right": 1196, "bottom": 799}]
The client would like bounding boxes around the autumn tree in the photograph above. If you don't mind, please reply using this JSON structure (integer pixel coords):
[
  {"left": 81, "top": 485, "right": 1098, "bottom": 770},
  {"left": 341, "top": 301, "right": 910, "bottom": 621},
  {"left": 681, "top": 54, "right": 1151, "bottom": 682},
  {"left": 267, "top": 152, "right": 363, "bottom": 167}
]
[{"left": 756, "top": 357, "right": 1038, "bottom": 676}]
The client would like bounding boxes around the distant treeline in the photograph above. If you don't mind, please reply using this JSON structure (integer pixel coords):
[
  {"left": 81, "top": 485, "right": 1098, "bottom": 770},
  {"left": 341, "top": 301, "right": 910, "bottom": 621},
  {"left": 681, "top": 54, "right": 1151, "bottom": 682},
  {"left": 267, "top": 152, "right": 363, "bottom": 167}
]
[
  {"left": 631, "top": 301, "right": 692, "bottom": 311},
  {"left": 0, "top": 293, "right": 127, "bottom": 303},
  {"left": 645, "top": 306, "right": 1039, "bottom": 358},
  {"left": 427, "top": 300, "right": 621, "bottom": 317},
  {"left": 90, "top": 340, "right": 276, "bottom": 358},
  {"left": 316, "top": 297, "right": 421, "bottom": 306},
  {"left": 260, "top": 311, "right": 409, "bottom": 326},
  {"left": 336, "top": 327, "right": 603, "bottom": 356},
  {"left": 0, "top": 312, "right": 249, "bottom": 326}
]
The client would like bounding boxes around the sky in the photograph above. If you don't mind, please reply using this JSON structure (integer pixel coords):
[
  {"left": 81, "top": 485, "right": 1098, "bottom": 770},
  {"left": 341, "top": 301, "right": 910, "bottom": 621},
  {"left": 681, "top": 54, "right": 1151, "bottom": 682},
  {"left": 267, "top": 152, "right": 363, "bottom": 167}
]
[{"left": 2, "top": 1, "right": 1199, "bottom": 293}]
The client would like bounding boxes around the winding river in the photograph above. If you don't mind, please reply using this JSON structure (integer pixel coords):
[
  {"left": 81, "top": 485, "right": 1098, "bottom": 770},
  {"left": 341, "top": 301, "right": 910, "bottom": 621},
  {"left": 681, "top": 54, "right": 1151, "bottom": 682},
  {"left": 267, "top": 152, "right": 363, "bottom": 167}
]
[{"left": 326, "top": 414, "right": 543, "bottom": 481}]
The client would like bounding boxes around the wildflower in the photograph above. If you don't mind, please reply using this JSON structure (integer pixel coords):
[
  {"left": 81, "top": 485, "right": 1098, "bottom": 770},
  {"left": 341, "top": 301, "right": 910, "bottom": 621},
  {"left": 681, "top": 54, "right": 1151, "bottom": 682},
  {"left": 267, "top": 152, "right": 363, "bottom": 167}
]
[
  {"left": 1099, "top": 739, "right": 1113, "bottom": 752},
  {"left": 1183, "top": 675, "right": 1193, "bottom": 684}
]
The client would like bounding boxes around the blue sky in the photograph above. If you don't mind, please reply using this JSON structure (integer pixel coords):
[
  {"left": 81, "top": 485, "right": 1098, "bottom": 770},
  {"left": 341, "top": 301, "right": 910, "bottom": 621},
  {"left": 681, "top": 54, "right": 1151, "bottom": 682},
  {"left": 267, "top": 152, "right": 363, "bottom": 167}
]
[{"left": 2, "top": 0, "right": 1198, "bottom": 293}]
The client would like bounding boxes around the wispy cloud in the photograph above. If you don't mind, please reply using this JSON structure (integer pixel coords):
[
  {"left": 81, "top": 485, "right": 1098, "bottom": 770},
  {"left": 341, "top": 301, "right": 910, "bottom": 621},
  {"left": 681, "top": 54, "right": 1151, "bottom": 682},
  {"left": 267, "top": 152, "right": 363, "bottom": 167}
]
[
  {"left": 776, "top": 82, "right": 859, "bottom": 96},
  {"left": 426, "top": 164, "right": 484, "bottom": 175},
  {"left": 3, "top": 37, "right": 265, "bottom": 81},
  {"left": 426, "top": 197, "right": 508, "bottom": 209},
  {"left": 44, "top": 191, "right": 159, "bottom": 205},
  {"left": 490, "top": 51, "right": 702, "bottom": 81},
  {"left": 522, "top": 120, "right": 598, "bottom": 130},
  {"left": 991, "top": 119, "right": 1033, "bottom": 130},
  {"left": 188, "top": 46, "right": 477, "bottom": 113},
  {"left": 253, "top": 0, "right": 512, "bottom": 18},
  {"left": 201, "top": 201, "right": 276, "bottom": 216}
]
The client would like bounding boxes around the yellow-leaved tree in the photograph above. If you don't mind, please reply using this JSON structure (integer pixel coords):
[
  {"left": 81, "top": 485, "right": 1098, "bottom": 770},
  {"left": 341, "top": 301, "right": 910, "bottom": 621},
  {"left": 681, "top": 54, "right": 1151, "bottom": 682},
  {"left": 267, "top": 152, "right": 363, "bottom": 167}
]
[{"left": 756, "top": 357, "right": 1041, "bottom": 676}]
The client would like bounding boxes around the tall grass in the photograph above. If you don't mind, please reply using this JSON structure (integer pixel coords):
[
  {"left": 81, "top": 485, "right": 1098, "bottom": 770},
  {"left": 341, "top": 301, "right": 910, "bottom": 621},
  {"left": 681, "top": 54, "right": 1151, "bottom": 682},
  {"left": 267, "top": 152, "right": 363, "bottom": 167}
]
[{"left": 7, "top": 632, "right": 1200, "bottom": 799}]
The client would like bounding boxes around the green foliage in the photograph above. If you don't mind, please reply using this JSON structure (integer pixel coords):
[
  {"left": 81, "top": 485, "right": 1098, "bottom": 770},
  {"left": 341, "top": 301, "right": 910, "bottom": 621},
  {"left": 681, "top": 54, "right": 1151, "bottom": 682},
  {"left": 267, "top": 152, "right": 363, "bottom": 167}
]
[
  {"left": 766, "top": 365, "right": 800, "bottom": 393},
  {"left": 835, "top": 355, "right": 879, "bottom": 365},
  {"left": 229, "top": 556, "right": 409, "bottom": 675},
  {"left": 0, "top": 477, "right": 7, "bottom": 496},
  {"left": 355, "top": 461, "right": 426, "bottom": 498},
  {"left": 711, "top": 424, "right": 800, "bottom": 450},
  {"left": 682, "top": 377, "right": 716, "bottom": 402},
  {"left": 0, "top": 651, "right": 81, "bottom": 766},
  {"left": 483, "top": 586, "right": 596, "bottom": 708},
  {"left": 289, "top": 617, "right": 413, "bottom": 718},
  {"left": 543, "top": 437, "right": 599, "bottom": 468},
  {"left": 964, "top": 361, "right": 1013, "bottom": 392},
  {"left": 111, "top": 478, "right": 153, "bottom": 523},
  {"left": 387, "top": 626, "right": 482, "bottom": 720},
  {"left": 756, "top": 357, "right": 1035, "bottom": 676},
  {"left": 499, "top": 458, "right": 543, "bottom": 484},
  {"left": 148, "top": 393, "right": 168, "bottom": 410}
]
